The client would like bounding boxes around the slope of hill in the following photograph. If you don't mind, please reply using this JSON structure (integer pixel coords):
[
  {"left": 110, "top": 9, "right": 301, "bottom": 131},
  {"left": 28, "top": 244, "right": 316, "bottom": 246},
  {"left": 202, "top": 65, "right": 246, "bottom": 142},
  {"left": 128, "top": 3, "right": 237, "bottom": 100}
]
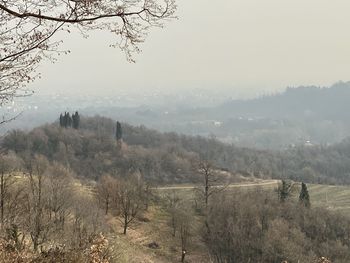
[
  {"left": 220, "top": 81, "right": 350, "bottom": 120},
  {"left": 2, "top": 116, "right": 350, "bottom": 262},
  {"left": 2, "top": 82, "right": 350, "bottom": 150},
  {"left": 103, "top": 82, "right": 350, "bottom": 149},
  {"left": 3, "top": 115, "right": 350, "bottom": 185}
]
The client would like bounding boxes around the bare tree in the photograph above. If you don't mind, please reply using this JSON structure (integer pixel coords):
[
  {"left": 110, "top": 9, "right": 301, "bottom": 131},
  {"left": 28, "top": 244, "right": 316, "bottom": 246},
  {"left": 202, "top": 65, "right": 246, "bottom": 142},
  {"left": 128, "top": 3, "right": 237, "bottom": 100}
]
[
  {"left": 177, "top": 205, "right": 193, "bottom": 263},
  {"left": 70, "top": 192, "right": 104, "bottom": 249},
  {"left": 196, "top": 159, "right": 227, "bottom": 209},
  {"left": 163, "top": 192, "right": 193, "bottom": 262},
  {"left": 44, "top": 162, "right": 73, "bottom": 231},
  {"left": 143, "top": 181, "right": 154, "bottom": 211},
  {"left": 115, "top": 175, "right": 144, "bottom": 235},
  {"left": 96, "top": 174, "right": 118, "bottom": 215},
  {"left": 0, "top": 0, "right": 176, "bottom": 106},
  {"left": 164, "top": 190, "right": 181, "bottom": 237},
  {"left": 0, "top": 152, "right": 22, "bottom": 227},
  {"left": 23, "top": 154, "right": 50, "bottom": 251}
]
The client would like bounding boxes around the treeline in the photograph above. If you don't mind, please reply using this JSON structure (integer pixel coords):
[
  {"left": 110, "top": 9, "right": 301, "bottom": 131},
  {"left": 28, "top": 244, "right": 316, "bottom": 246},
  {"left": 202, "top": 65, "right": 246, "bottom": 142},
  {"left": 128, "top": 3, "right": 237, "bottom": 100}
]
[
  {"left": 220, "top": 81, "right": 350, "bottom": 121},
  {"left": 1, "top": 117, "right": 199, "bottom": 183},
  {"left": 162, "top": 164, "right": 349, "bottom": 263},
  {"left": 79, "top": 116, "right": 350, "bottom": 184},
  {"left": 59, "top": 111, "right": 80, "bottom": 129},
  {"left": 106, "top": 118, "right": 350, "bottom": 185},
  {"left": 204, "top": 187, "right": 350, "bottom": 263},
  {"left": 2, "top": 115, "right": 350, "bottom": 184}
]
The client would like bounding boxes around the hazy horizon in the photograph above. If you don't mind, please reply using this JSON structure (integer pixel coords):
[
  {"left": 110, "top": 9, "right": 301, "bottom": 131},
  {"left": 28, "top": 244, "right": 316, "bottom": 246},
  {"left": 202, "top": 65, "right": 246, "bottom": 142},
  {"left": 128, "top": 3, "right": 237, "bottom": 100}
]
[{"left": 27, "top": 0, "right": 350, "bottom": 99}]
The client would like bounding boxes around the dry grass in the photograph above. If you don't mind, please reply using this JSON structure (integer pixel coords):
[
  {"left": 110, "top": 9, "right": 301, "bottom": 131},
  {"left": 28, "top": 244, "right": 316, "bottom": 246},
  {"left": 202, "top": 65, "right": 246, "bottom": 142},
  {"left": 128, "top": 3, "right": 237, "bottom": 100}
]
[
  {"left": 308, "top": 184, "right": 350, "bottom": 216},
  {"left": 105, "top": 205, "right": 210, "bottom": 263}
]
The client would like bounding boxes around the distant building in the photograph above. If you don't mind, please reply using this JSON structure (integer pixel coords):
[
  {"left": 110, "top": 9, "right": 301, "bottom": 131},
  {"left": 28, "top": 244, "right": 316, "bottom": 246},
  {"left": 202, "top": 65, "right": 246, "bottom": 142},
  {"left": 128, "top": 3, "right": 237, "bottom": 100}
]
[{"left": 305, "top": 140, "right": 313, "bottom": 147}]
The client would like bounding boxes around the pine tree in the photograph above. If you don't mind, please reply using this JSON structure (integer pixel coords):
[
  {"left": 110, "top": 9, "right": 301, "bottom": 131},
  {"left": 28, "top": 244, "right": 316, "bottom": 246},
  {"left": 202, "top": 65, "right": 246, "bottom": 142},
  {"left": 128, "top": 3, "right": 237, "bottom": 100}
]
[
  {"left": 299, "top": 182, "right": 310, "bottom": 208},
  {"left": 116, "top": 121, "right": 122, "bottom": 141}
]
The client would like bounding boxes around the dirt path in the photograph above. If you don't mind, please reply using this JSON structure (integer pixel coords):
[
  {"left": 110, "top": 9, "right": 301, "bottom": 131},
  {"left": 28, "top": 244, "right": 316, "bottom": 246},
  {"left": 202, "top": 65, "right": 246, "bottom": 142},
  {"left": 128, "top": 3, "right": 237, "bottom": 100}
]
[{"left": 155, "top": 179, "right": 279, "bottom": 190}]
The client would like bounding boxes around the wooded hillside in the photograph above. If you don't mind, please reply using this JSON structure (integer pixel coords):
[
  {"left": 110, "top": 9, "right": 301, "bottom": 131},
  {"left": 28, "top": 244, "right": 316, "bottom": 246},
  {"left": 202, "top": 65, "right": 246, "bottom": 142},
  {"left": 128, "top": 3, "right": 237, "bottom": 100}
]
[{"left": 2, "top": 115, "right": 350, "bottom": 184}]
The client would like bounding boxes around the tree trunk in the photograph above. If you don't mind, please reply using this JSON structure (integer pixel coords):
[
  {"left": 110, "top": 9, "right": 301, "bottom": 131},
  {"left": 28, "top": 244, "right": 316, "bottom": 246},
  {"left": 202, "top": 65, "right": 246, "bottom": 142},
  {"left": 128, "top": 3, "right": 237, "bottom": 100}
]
[
  {"left": 123, "top": 216, "right": 128, "bottom": 234},
  {"left": 105, "top": 199, "right": 109, "bottom": 215},
  {"left": 0, "top": 173, "right": 4, "bottom": 226},
  {"left": 205, "top": 173, "right": 209, "bottom": 209},
  {"left": 32, "top": 233, "right": 39, "bottom": 252},
  {"left": 172, "top": 217, "right": 176, "bottom": 237},
  {"left": 181, "top": 250, "right": 186, "bottom": 263}
]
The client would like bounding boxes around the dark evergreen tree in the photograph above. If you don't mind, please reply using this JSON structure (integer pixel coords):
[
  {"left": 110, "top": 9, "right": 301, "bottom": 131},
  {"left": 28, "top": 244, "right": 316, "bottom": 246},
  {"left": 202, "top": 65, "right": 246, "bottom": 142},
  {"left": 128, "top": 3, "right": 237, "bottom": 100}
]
[
  {"left": 59, "top": 114, "right": 63, "bottom": 127},
  {"left": 60, "top": 112, "right": 78, "bottom": 128},
  {"left": 72, "top": 111, "right": 80, "bottom": 129},
  {"left": 63, "top": 112, "right": 68, "bottom": 128},
  {"left": 67, "top": 113, "right": 72, "bottom": 128},
  {"left": 76, "top": 111, "right": 80, "bottom": 128},
  {"left": 299, "top": 182, "right": 310, "bottom": 208},
  {"left": 116, "top": 121, "right": 122, "bottom": 141},
  {"left": 72, "top": 112, "right": 76, "bottom": 129}
]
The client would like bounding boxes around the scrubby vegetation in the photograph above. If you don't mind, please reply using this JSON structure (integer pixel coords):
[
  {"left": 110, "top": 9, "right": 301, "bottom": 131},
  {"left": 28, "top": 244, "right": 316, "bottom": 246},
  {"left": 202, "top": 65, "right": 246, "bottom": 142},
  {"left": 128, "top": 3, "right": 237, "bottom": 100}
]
[
  {"left": 205, "top": 188, "right": 350, "bottom": 263},
  {"left": 3, "top": 115, "right": 350, "bottom": 184},
  {"left": 0, "top": 115, "right": 350, "bottom": 262}
]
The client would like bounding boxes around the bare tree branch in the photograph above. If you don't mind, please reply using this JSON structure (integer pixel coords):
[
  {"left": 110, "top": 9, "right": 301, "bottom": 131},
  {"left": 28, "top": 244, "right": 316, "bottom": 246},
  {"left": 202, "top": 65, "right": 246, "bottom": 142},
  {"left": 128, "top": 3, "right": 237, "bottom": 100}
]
[{"left": 0, "top": 0, "right": 176, "bottom": 117}]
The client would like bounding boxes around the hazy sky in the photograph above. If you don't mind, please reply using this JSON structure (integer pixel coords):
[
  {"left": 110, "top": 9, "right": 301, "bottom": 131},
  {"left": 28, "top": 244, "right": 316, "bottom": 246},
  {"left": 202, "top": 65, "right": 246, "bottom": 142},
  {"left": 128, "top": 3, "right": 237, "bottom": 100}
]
[{"left": 30, "top": 0, "right": 350, "bottom": 98}]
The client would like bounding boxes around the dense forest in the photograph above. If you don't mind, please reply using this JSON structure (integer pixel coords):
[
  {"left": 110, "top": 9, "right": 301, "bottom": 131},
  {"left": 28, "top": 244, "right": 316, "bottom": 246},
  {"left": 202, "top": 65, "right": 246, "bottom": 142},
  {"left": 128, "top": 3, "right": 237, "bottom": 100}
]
[{"left": 2, "top": 115, "right": 350, "bottom": 185}]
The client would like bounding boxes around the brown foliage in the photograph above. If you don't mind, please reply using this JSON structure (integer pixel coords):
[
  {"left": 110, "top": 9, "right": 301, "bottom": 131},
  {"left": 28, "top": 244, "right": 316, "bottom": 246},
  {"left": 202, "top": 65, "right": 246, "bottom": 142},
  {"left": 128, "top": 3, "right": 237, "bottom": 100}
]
[
  {"left": 0, "top": 234, "right": 112, "bottom": 263},
  {"left": 205, "top": 190, "right": 350, "bottom": 263}
]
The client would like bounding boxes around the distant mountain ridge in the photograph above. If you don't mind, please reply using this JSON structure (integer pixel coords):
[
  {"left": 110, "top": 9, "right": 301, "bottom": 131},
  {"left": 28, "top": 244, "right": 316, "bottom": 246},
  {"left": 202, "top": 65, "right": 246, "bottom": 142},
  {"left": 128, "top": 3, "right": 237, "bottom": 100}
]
[
  {"left": 2, "top": 82, "right": 350, "bottom": 150},
  {"left": 219, "top": 81, "right": 350, "bottom": 121}
]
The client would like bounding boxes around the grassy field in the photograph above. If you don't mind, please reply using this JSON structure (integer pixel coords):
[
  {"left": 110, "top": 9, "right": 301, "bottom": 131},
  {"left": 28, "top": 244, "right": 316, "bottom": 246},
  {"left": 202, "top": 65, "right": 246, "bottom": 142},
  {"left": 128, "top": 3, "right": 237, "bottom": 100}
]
[
  {"left": 156, "top": 180, "right": 350, "bottom": 216},
  {"left": 308, "top": 184, "right": 350, "bottom": 216}
]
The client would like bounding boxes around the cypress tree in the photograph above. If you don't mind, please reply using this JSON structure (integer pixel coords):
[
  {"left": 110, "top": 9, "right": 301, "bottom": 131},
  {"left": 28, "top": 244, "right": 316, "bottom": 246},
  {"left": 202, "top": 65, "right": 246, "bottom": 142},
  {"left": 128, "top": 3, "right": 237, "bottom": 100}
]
[
  {"left": 59, "top": 114, "right": 63, "bottom": 127},
  {"left": 116, "top": 121, "right": 122, "bottom": 141},
  {"left": 72, "top": 112, "right": 76, "bottom": 129},
  {"left": 72, "top": 112, "right": 75, "bottom": 128},
  {"left": 66, "top": 112, "right": 72, "bottom": 128},
  {"left": 63, "top": 112, "right": 68, "bottom": 128},
  {"left": 76, "top": 111, "right": 80, "bottom": 129},
  {"left": 72, "top": 111, "right": 80, "bottom": 129},
  {"left": 299, "top": 182, "right": 310, "bottom": 208}
]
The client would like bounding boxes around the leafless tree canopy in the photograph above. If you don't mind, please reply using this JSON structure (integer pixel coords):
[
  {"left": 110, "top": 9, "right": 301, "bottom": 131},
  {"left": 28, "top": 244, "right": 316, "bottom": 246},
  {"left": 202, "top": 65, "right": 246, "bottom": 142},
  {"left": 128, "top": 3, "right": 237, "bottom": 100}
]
[{"left": 0, "top": 0, "right": 176, "bottom": 104}]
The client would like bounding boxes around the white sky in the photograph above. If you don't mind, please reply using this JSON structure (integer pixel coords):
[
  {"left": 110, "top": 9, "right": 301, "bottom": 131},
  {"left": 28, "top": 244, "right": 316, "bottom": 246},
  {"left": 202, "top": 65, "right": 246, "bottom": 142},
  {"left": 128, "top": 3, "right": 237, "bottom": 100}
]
[{"left": 30, "top": 0, "right": 350, "bottom": 98}]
